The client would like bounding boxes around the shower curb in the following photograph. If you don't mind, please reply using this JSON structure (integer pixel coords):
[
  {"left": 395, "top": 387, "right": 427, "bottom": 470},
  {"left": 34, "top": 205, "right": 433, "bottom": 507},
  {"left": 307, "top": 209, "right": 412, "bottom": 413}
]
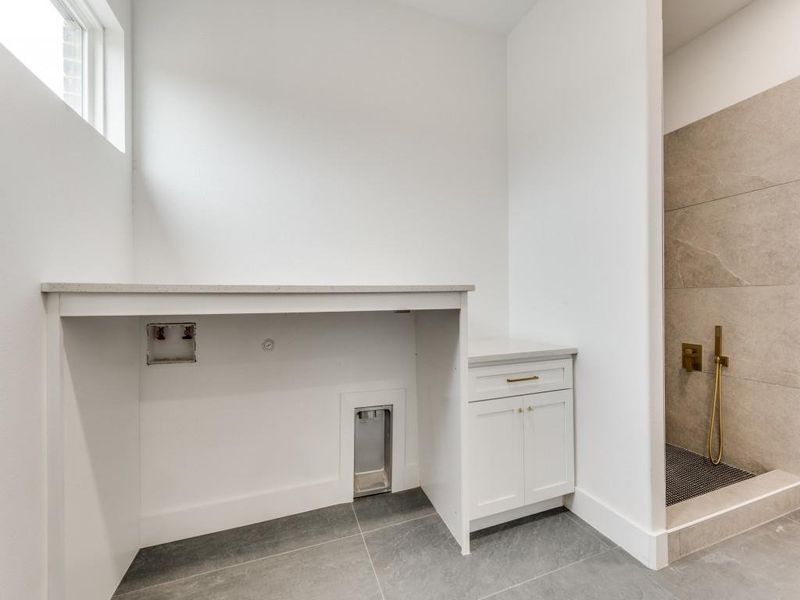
[{"left": 666, "top": 470, "right": 800, "bottom": 562}]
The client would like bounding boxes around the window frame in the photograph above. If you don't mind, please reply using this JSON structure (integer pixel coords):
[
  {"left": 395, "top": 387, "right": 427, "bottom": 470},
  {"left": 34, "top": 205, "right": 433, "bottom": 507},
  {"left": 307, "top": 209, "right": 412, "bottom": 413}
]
[{"left": 51, "top": 0, "right": 105, "bottom": 133}]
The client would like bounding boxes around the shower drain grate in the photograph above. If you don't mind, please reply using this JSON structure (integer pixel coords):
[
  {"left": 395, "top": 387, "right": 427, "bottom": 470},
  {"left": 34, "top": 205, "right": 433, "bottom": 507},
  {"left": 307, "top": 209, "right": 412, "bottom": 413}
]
[{"left": 666, "top": 444, "right": 755, "bottom": 506}]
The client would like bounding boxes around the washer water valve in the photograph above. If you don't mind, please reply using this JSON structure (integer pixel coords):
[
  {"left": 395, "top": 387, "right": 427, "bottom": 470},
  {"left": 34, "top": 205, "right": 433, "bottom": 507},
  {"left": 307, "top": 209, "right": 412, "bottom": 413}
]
[{"left": 146, "top": 323, "right": 197, "bottom": 365}]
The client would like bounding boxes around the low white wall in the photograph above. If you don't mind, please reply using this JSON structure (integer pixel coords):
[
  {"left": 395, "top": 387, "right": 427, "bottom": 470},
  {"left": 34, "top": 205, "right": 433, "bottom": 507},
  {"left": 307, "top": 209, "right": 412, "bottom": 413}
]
[
  {"left": 132, "top": 0, "right": 509, "bottom": 339},
  {"left": 665, "top": 0, "right": 800, "bottom": 132},
  {"left": 139, "top": 312, "right": 420, "bottom": 545},
  {"left": 0, "top": 0, "right": 134, "bottom": 595},
  {"left": 507, "top": 0, "right": 666, "bottom": 567}
]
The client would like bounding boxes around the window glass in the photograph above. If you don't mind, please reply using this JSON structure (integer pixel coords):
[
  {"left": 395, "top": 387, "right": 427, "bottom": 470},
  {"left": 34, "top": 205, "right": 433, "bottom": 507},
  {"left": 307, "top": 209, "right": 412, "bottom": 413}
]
[{"left": 61, "top": 11, "right": 83, "bottom": 114}]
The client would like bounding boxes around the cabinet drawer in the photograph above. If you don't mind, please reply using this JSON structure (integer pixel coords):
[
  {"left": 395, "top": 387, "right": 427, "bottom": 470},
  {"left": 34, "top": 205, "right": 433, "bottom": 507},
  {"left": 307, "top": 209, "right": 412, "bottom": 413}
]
[{"left": 469, "top": 359, "right": 572, "bottom": 402}]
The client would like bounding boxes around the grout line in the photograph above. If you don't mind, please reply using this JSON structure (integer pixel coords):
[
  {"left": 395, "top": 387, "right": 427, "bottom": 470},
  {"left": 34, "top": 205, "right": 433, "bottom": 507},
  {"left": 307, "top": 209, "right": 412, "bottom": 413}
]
[
  {"left": 360, "top": 511, "right": 438, "bottom": 535},
  {"left": 665, "top": 283, "right": 800, "bottom": 291},
  {"left": 669, "top": 509, "right": 800, "bottom": 563},
  {"left": 665, "top": 367, "right": 800, "bottom": 392},
  {"left": 116, "top": 501, "right": 437, "bottom": 598},
  {"left": 476, "top": 547, "right": 613, "bottom": 600},
  {"left": 352, "top": 504, "right": 386, "bottom": 600},
  {"left": 645, "top": 575, "right": 684, "bottom": 600},
  {"left": 664, "top": 177, "right": 800, "bottom": 214},
  {"left": 113, "top": 532, "right": 363, "bottom": 598}
]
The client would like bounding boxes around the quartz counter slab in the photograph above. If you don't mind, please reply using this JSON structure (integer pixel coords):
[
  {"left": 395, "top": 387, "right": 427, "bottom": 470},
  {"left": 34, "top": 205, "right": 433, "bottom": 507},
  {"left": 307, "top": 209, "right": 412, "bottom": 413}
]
[
  {"left": 41, "top": 283, "right": 474, "bottom": 317},
  {"left": 42, "top": 283, "right": 475, "bottom": 294},
  {"left": 469, "top": 338, "right": 577, "bottom": 367}
]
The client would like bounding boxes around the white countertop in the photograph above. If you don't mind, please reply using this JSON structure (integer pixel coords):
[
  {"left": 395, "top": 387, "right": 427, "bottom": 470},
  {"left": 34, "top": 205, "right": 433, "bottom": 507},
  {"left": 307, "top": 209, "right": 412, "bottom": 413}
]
[
  {"left": 469, "top": 338, "right": 577, "bottom": 366},
  {"left": 41, "top": 283, "right": 475, "bottom": 294}
]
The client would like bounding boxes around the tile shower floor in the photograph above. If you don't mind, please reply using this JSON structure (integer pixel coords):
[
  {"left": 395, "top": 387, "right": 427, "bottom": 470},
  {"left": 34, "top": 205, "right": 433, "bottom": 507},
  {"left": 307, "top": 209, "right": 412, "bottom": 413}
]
[
  {"left": 114, "top": 488, "right": 800, "bottom": 600},
  {"left": 666, "top": 444, "right": 755, "bottom": 506}
]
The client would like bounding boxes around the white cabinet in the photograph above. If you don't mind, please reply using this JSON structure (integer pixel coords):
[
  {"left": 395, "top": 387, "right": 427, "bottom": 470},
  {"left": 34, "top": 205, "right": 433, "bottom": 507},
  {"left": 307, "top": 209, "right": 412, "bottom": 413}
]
[
  {"left": 468, "top": 349, "right": 575, "bottom": 524},
  {"left": 469, "top": 396, "right": 525, "bottom": 519},
  {"left": 523, "top": 389, "right": 573, "bottom": 503},
  {"left": 469, "top": 359, "right": 570, "bottom": 401}
]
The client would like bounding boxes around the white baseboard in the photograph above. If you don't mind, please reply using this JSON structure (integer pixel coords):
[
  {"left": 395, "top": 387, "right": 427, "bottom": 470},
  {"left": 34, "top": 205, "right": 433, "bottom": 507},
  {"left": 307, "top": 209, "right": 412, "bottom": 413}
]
[
  {"left": 142, "top": 387, "right": 421, "bottom": 548},
  {"left": 403, "top": 463, "right": 420, "bottom": 491},
  {"left": 141, "top": 465, "right": 421, "bottom": 548},
  {"left": 566, "top": 488, "right": 667, "bottom": 569},
  {"left": 470, "top": 497, "right": 564, "bottom": 532},
  {"left": 140, "top": 478, "right": 347, "bottom": 547}
]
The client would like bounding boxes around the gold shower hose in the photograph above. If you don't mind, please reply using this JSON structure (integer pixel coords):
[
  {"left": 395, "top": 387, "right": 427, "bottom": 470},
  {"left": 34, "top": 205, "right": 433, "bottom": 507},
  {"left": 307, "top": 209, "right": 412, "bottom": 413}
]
[{"left": 707, "top": 356, "right": 724, "bottom": 465}]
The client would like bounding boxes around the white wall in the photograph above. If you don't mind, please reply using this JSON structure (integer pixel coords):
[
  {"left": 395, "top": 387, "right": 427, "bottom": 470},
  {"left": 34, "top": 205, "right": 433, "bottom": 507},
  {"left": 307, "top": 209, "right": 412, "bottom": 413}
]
[
  {"left": 0, "top": 1, "right": 133, "bottom": 596},
  {"left": 665, "top": 0, "right": 800, "bottom": 133},
  {"left": 507, "top": 0, "right": 666, "bottom": 567},
  {"left": 61, "top": 318, "right": 140, "bottom": 600},
  {"left": 131, "top": 0, "right": 509, "bottom": 339},
  {"left": 139, "top": 312, "right": 420, "bottom": 545}
]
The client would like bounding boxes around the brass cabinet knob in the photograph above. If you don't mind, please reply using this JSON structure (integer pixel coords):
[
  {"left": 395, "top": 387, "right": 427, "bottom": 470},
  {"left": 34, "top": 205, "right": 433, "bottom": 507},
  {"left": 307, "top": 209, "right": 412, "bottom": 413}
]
[
  {"left": 527, "top": 406, "right": 534, "bottom": 412},
  {"left": 517, "top": 408, "right": 524, "bottom": 414}
]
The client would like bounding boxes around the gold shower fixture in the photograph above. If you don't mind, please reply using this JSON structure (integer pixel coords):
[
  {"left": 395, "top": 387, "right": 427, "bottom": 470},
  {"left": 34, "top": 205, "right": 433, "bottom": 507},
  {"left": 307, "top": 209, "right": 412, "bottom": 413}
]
[
  {"left": 682, "top": 343, "right": 702, "bottom": 372},
  {"left": 707, "top": 325, "right": 729, "bottom": 465}
]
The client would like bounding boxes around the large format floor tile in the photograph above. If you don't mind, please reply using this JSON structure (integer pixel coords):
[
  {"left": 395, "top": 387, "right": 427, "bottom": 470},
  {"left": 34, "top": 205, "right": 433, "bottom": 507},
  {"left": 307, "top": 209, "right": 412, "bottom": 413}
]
[
  {"left": 354, "top": 487, "right": 435, "bottom": 532},
  {"left": 491, "top": 548, "right": 677, "bottom": 600},
  {"left": 651, "top": 517, "right": 800, "bottom": 600},
  {"left": 114, "top": 535, "right": 379, "bottom": 600},
  {"left": 112, "top": 491, "right": 800, "bottom": 600},
  {"left": 115, "top": 503, "right": 359, "bottom": 595},
  {"left": 364, "top": 508, "right": 610, "bottom": 600}
]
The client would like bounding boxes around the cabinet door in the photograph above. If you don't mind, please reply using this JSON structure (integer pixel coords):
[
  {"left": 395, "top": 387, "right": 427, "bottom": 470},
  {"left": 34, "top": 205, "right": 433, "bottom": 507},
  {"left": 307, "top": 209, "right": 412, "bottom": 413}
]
[
  {"left": 469, "top": 396, "right": 525, "bottom": 519},
  {"left": 523, "top": 389, "right": 574, "bottom": 503}
]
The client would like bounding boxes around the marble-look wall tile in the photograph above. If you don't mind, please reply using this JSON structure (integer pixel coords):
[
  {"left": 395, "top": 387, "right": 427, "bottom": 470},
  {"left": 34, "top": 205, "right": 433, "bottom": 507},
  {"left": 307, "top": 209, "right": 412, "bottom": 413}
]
[
  {"left": 665, "top": 76, "right": 800, "bottom": 479},
  {"left": 666, "top": 370, "right": 800, "bottom": 476},
  {"left": 665, "top": 181, "right": 800, "bottom": 289},
  {"left": 665, "top": 370, "right": 712, "bottom": 460},
  {"left": 665, "top": 76, "right": 800, "bottom": 211},
  {"left": 665, "top": 286, "right": 800, "bottom": 388}
]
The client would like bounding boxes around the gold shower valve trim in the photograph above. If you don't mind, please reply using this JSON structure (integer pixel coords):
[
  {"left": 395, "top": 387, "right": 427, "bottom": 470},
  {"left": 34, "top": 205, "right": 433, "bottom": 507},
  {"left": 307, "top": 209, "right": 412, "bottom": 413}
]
[
  {"left": 681, "top": 343, "right": 703, "bottom": 372},
  {"left": 714, "top": 325, "right": 730, "bottom": 368}
]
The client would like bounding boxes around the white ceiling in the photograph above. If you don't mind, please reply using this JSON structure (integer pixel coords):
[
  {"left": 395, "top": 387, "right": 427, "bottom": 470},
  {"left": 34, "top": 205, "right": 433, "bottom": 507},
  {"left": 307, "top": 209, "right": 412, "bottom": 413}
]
[
  {"left": 663, "top": 0, "right": 754, "bottom": 54},
  {"left": 389, "top": 0, "right": 540, "bottom": 34},
  {"left": 390, "top": 0, "right": 756, "bottom": 47}
]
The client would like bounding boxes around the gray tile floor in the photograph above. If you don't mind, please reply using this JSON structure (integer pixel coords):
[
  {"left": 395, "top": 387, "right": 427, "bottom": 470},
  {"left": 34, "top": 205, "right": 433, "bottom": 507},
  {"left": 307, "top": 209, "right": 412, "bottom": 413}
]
[{"left": 114, "top": 490, "right": 800, "bottom": 600}]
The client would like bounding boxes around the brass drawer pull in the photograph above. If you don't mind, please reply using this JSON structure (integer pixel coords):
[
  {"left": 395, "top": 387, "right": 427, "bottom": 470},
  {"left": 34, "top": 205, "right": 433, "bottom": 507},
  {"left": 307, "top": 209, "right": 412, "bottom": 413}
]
[{"left": 506, "top": 375, "right": 540, "bottom": 383}]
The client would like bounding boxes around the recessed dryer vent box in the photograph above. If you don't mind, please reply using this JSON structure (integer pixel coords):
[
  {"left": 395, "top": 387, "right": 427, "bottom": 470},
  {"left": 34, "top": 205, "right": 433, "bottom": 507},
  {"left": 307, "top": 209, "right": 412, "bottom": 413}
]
[
  {"left": 354, "top": 405, "right": 392, "bottom": 498},
  {"left": 146, "top": 323, "right": 197, "bottom": 365}
]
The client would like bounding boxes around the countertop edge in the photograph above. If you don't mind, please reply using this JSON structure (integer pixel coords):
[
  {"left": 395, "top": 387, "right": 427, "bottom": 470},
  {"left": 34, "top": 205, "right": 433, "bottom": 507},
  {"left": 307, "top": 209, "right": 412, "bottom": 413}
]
[
  {"left": 468, "top": 347, "right": 578, "bottom": 366},
  {"left": 41, "top": 283, "right": 476, "bottom": 294}
]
